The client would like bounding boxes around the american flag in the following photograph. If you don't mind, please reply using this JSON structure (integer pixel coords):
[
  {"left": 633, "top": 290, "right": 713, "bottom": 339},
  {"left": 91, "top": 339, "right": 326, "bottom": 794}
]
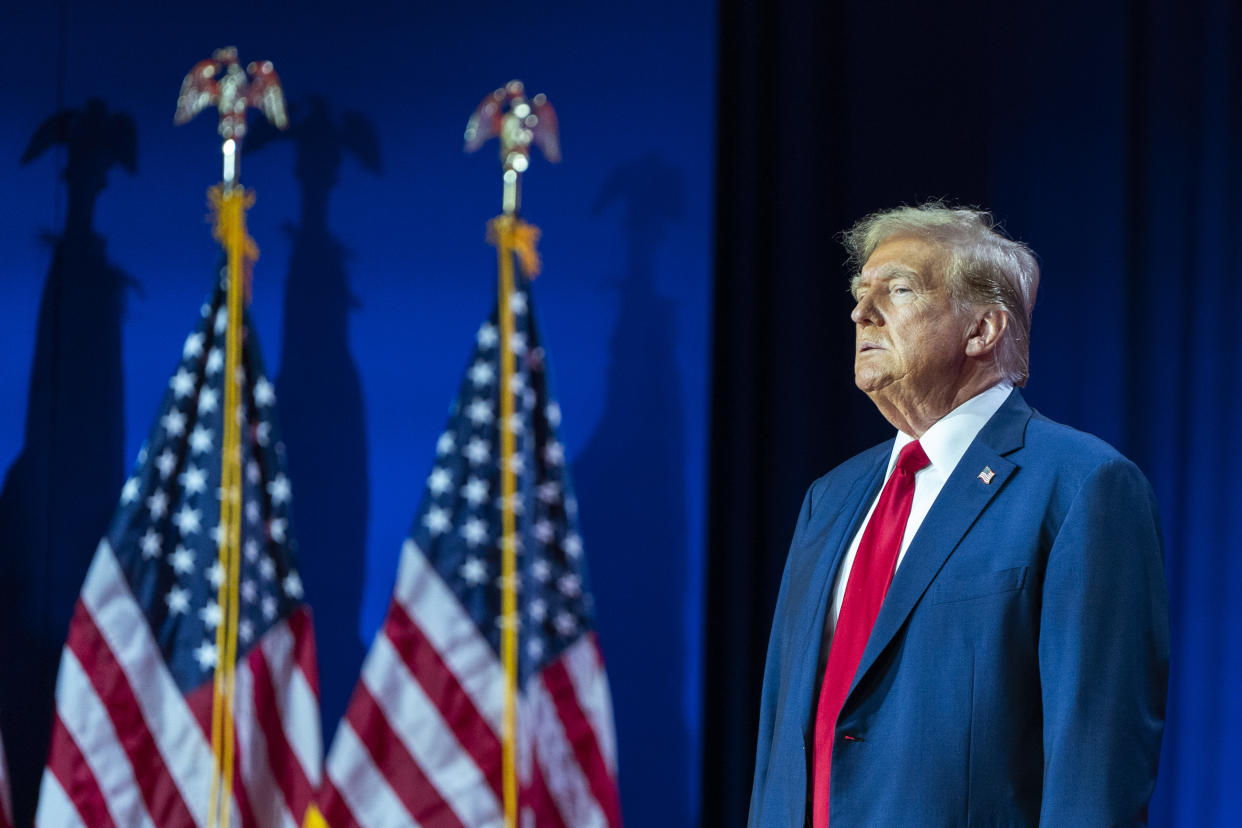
[
  {"left": 320, "top": 279, "right": 622, "bottom": 826},
  {"left": 36, "top": 269, "right": 323, "bottom": 826}
]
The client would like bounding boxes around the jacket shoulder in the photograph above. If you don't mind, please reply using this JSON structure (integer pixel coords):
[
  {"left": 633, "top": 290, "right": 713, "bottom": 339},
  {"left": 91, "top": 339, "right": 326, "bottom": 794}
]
[
  {"left": 803, "top": 441, "right": 891, "bottom": 519},
  {"left": 1023, "top": 409, "right": 1147, "bottom": 483}
]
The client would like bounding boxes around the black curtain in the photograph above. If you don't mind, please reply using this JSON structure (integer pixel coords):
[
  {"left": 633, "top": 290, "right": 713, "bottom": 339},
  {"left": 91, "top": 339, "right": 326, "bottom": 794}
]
[{"left": 705, "top": 0, "right": 1242, "bottom": 824}]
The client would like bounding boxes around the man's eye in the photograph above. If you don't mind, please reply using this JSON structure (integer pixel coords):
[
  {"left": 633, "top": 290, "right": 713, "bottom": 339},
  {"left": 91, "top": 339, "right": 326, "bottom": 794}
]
[{"left": 891, "top": 285, "right": 912, "bottom": 295}]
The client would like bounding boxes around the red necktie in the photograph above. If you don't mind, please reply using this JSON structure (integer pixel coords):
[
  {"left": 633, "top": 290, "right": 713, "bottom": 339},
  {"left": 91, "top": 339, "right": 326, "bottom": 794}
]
[{"left": 812, "top": 440, "right": 930, "bottom": 828}]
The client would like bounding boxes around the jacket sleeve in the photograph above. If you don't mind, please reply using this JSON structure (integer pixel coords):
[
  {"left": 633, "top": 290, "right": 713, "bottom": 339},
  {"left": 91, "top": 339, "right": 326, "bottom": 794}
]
[
  {"left": 1038, "top": 457, "right": 1170, "bottom": 825},
  {"left": 749, "top": 485, "right": 815, "bottom": 827}
]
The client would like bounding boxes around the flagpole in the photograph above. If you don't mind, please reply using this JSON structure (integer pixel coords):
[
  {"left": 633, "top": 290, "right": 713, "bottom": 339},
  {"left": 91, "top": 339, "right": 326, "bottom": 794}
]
[
  {"left": 467, "top": 80, "right": 559, "bottom": 828},
  {"left": 216, "top": 183, "right": 244, "bottom": 828},
  {"left": 496, "top": 211, "right": 520, "bottom": 828},
  {"left": 175, "top": 48, "right": 287, "bottom": 828}
]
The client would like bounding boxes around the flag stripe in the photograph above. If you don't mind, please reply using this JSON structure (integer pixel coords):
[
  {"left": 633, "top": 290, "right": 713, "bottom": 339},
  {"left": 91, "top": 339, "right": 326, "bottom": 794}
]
[
  {"left": 184, "top": 680, "right": 251, "bottom": 828},
  {"left": 64, "top": 600, "right": 196, "bottom": 826},
  {"left": 396, "top": 542, "right": 504, "bottom": 730},
  {"left": 529, "top": 680, "right": 607, "bottom": 828},
  {"left": 81, "top": 544, "right": 213, "bottom": 824},
  {"left": 235, "top": 660, "right": 296, "bottom": 828},
  {"left": 285, "top": 608, "right": 321, "bottom": 698},
  {"left": 522, "top": 747, "right": 569, "bottom": 828},
  {"left": 317, "top": 781, "right": 360, "bottom": 828},
  {"left": 543, "top": 658, "right": 622, "bottom": 827},
  {"left": 43, "top": 713, "right": 116, "bottom": 828},
  {"left": 385, "top": 599, "right": 504, "bottom": 800},
  {"left": 53, "top": 649, "right": 156, "bottom": 828},
  {"left": 564, "top": 635, "right": 618, "bottom": 774},
  {"left": 363, "top": 633, "right": 504, "bottom": 826},
  {"left": 35, "top": 769, "right": 89, "bottom": 828},
  {"left": 250, "top": 638, "right": 315, "bottom": 822},
  {"left": 184, "top": 681, "right": 215, "bottom": 744},
  {"left": 323, "top": 723, "right": 416, "bottom": 828},
  {"left": 229, "top": 729, "right": 260, "bottom": 828},
  {"left": 260, "top": 609, "right": 323, "bottom": 787},
  {"left": 70, "top": 546, "right": 258, "bottom": 827},
  {"left": 344, "top": 685, "right": 459, "bottom": 827}
]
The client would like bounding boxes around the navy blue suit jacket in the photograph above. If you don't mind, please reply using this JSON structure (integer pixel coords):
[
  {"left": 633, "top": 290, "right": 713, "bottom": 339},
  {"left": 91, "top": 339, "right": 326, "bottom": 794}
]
[{"left": 749, "top": 390, "right": 1169, "bottom": 826}]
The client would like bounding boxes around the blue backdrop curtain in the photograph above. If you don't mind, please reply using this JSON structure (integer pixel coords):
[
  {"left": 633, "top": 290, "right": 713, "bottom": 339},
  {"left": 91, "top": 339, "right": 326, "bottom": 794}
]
[{"left": 704, "top": 0, "right": 1242, "bottom": 824}]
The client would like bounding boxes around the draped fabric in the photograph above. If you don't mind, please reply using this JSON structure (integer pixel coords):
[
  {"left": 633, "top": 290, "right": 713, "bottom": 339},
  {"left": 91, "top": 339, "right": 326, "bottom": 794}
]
[{"left": 705, "top": 0, "right": 1242, "bottom": 824}]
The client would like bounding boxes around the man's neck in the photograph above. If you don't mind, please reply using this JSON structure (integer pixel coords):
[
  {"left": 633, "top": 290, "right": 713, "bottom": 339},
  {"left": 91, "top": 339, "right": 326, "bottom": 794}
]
[{"left": 870, "top": 372, "right": 1006, "bottom": 438}]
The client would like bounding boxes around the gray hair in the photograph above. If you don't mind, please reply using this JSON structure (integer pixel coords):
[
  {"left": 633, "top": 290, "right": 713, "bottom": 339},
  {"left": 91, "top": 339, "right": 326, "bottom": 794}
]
[{"left": 842, "top": 202, "right": 1040, "bottom": 386}]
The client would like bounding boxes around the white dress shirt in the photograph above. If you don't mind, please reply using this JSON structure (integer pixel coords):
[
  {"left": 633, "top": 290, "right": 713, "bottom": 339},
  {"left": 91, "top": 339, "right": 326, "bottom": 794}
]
[{"left": 826, "top": 382, "right": 1014, "bottom": 634}]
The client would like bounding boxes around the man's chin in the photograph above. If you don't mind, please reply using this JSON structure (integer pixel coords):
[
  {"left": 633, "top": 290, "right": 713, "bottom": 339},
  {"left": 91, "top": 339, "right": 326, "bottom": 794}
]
[{"left": 854, "top": 370, "right": 892, "bottom": 395}]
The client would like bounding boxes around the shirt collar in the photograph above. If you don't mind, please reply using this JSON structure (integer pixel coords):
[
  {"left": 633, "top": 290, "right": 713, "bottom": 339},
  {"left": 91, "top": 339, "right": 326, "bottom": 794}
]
[{"left": 889, "top": 382, "right": 1014, "bottom": 476}]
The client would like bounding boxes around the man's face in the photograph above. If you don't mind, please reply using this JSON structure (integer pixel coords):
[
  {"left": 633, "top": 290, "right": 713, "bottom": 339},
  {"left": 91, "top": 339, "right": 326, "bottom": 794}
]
[{"left": 851, "top": 235, "right": 972, "bottom": 405}]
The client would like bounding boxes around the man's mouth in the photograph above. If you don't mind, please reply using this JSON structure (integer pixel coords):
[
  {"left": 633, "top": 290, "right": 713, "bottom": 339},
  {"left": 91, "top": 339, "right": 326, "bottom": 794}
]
[{"left": 858, "top": 341, "right": 885, "bottom": 353}]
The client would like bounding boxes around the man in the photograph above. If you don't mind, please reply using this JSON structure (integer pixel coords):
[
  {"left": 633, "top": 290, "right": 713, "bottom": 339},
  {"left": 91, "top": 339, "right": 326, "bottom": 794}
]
[{"left": 748, "top": 204, "right": 1169, "bottom": 826}]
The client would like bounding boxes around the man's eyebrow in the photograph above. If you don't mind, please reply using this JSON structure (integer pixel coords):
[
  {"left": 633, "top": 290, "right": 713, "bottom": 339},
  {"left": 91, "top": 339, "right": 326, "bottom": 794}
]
[
  {"left": 872, "top": 264, "right": 921, "bottom": 279},
  {"left": 851, "top": 266, "right": 921, "bottom": 292}
]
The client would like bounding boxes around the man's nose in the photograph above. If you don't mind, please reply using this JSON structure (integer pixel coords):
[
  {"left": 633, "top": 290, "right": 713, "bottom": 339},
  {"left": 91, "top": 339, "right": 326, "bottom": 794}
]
[{"left": 851, "top": 293, "right": 880, "bottom": 325}]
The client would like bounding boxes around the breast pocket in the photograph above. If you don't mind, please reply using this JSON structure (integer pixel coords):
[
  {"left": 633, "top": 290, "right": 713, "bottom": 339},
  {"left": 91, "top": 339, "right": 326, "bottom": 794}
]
[{"left": 932, "top": 566, "right": 1028, "bottom": 605}]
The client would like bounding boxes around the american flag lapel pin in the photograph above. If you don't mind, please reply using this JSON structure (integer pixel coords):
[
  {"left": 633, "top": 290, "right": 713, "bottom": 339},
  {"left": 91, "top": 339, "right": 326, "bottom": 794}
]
[{"left": 978, "top": 466, "right": 996, "bottom": 484}]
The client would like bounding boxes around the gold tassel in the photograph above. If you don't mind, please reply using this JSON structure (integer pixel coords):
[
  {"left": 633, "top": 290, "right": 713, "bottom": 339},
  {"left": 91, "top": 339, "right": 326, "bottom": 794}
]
[
  {"left": 488, "top": 215, "right": 543, "bottom": 279},
  {"left": 208, "top": 185, "right": 260, "bottom": 302}
]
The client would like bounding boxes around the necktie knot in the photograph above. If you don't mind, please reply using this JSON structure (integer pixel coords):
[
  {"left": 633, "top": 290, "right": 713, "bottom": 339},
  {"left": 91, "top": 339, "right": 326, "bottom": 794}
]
[{"left": 896, "top": 440, "right": 930, "bottom": 477}]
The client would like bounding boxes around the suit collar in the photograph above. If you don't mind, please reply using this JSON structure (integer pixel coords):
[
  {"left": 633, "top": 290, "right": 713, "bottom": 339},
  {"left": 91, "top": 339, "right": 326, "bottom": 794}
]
[
  {"left": 972, "top": 386, "right": 1031, "bottom": 457},
  {"left": 902, "top": 381, "right": 1015, "bottom": 475}
]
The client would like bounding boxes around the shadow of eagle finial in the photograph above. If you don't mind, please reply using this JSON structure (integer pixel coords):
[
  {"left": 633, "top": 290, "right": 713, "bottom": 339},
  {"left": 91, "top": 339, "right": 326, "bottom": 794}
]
[{"left": 22, "top": 98, "right": 137, "bottom": 236}]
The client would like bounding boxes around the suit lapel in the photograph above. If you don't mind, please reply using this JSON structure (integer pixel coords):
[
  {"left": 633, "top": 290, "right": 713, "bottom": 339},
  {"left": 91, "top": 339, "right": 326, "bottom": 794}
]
[
  {"left": 847, "top": 389, "right": 1033, "bottom": 701},
  {"left": 791, "top": 451, "right": 889, "bottom": 723}
]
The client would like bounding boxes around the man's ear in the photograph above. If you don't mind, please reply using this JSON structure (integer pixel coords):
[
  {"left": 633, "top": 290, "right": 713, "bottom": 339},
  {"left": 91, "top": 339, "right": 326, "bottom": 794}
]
[{"left": 965, "top": 308, "right": 1007, "bottom": 357}]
